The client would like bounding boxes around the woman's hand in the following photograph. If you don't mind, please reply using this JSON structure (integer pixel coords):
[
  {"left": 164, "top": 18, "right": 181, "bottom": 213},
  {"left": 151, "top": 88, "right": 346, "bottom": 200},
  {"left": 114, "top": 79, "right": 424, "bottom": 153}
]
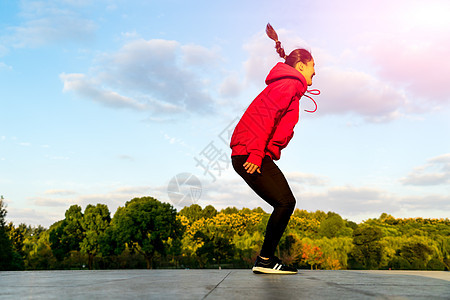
[{"left": 243, "top": 161, "right": 261, "bottom": 174}]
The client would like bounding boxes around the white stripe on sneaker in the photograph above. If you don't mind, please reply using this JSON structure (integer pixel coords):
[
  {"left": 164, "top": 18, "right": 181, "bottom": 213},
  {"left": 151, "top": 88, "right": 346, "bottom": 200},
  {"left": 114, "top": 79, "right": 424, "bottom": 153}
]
[{"left": 273, "top": 263, "right": 282, "bottom": 270}]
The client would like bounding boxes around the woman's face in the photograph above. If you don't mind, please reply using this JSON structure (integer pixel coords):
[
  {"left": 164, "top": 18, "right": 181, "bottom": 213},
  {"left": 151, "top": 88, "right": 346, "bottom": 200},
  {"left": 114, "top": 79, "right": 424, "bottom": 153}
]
[{"left": 296, "top": 59, "right": 315, "bottom": 86}]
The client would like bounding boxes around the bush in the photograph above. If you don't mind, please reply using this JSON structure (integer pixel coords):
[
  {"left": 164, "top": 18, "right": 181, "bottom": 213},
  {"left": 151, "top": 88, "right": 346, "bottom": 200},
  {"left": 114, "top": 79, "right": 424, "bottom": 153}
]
[
  {"left": 389, "top": 257, "right": 411, "bottom": 270},
  {"left": 427, "top": 258, "right": 446, "bottom": 271}
]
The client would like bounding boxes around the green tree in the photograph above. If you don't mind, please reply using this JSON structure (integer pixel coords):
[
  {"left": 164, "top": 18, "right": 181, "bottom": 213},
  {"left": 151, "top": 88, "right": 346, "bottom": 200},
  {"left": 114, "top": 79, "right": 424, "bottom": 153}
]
[
  {"left": 194, "top": 231, "right": 235, "bottom": 268},
  {"left": 0, "top": 196, "right": 14, "bottom": 270},
  {"left": 7, "top": 223, "right": 24, "bottom": 254},
  {"left": 346, "top": 220, "right": 358, "bottom": 230},
  {"left": 289, "top": 209, "right": 323, "bottom": 238},
  {"left": 63, "top": 205, "right": 85, "bottom": 251},
  {"left": 379, "top": 213, "right": 397, "bottom": 225},
  {"left": 315, "top": 237, "right": 353, "bottom": 269},
  {"left": 441, "top": 237, "right": 450, "bottom": 270},
  {"left": 113, "top": 197, "right": 183, "bottom": 269},
  {"left": 23, "top": 226, "right": 57, "bottom": 270},
  {"left": 399, "top": 242, "right": 433, "bottom": 270},
  {"left": 178, "top": 204, "right": 217, "bottom": 223},
  {"left": 318, "top": 213, "right": 345, "bottom": 238},
  {"left": 49, "top": 205, "right": 85, "bottom": 262},
  {"left": 166, "top": 236, "right": 183, "bottom": 268},
  {"left": 48, "top": 220, "right": 67, "bottom": 261},
  {"left": 252, "top": 207, "right": 266, "bottom": 214},
  {"left": 98, "top": 225, "right": 122, "bottom": 259},
  {"left": 427, "top": 257, "right": 446, "bottom": 271},
  {"left": 233, "top": 231, "right": 264, "bottom": 266},
  {"left": 349, "top": 226, "right": 384, "bottom": 269},
  {"left": 6, "top": 222, "right": 25, "bottom": 270},
  {"left": 278, "top": 234, "right": 301, "bottom": 265},
  {"left": 202, "top": 205, "right": 218, "bottom": 219},
  {"left": 389, "top": 256, "right": 411, "bottom": 270},
  {"left": 179, "top": 204, "right": 203, "bottom": 222},
  {"left": 312, "top": 210, "right": 328, "bottom": 223},
  {"left": 80, "top": 204, "right": 111, "bottom": 270},
  {"left": 221, "top": 207, "right": 239, "bottom": 215}
]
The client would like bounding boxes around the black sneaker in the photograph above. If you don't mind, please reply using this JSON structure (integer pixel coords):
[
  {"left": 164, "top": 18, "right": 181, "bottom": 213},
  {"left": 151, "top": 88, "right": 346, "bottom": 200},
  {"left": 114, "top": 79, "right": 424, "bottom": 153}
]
[{"left": 252, "top": 256, "right": 298, "bottom": 274}]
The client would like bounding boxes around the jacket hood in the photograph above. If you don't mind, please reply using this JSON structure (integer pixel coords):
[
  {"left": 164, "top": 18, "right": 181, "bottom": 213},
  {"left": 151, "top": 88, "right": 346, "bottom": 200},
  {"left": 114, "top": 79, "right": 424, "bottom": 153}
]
[{"left": 265, "top": 62, "right": 307, "bottom": 88}]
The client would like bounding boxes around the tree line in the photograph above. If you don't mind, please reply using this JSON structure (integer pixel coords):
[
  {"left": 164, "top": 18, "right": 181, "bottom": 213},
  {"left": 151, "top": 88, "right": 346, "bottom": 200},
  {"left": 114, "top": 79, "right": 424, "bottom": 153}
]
[{"left": 1, "top": 195, "right": 449, "bottom": 271}]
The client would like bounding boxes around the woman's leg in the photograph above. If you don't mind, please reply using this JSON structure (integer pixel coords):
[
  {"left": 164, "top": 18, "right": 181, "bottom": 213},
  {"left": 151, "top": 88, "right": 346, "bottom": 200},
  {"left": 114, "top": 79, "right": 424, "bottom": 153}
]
[{"left": 232, "top": 155, "right": 296, "bottom": 258}]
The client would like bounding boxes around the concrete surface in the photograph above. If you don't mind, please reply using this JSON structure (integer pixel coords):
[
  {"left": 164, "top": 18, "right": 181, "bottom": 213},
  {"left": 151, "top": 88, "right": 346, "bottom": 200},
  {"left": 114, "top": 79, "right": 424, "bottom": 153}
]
[{"left": 0, "top": 269, "right": 449, "bottom": 299}]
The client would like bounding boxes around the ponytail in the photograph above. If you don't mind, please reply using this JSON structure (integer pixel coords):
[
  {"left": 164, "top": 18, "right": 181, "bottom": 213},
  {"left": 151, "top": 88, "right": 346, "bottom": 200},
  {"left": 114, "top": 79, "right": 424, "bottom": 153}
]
[
  {"left": 266, "top": 23, "right": 313, "bottom": 68},
  {"left": 266, "top": 23, "right": 286, "bottom": 60}
]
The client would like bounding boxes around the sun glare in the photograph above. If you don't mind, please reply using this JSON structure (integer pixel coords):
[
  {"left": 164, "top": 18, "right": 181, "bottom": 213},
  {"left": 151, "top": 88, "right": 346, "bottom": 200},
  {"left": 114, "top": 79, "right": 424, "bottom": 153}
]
[{"left": 401, "top": 2, "right": 450, "bottom": 29}]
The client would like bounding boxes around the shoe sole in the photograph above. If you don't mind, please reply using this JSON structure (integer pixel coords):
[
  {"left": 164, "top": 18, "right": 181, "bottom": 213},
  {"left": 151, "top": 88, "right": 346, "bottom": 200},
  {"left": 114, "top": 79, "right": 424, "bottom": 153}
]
[{"left": 252, "top": 266, "right": 298, "bottom": 275}]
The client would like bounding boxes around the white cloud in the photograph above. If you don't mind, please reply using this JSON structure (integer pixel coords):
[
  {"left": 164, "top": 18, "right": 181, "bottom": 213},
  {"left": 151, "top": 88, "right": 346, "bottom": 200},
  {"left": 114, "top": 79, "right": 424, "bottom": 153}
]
[
  {"left": 400, "top": 153, "right": 450, "bottom": 186},
  {"left": 181, "top": 44, "right": 221, "bottom": 68},
  {"left": 362, "top": 34, "right": 450, "bottom": 106},
  {"left": 242, "top": 30, "right": 289, "bottom": 86},
  {"left": 0, "top": 62, "right": 12, "bottom": 71},
  {"left": 10, "top": 17, "right": 96, "bottom": 48},
  {"left": 285, "top": 172, "right": 329, "bottom": 186},
  {"left": 31, "top": 196, "right": 77, "bottom": 207},
  {"left": 114, "top": 186, "right": 151, "bottom": 194},
  {"left": 46, "top": 155, "right": 70, "bottom": 160},
  {"left": 358, "top": 2, "right": 450, "bottom": 105},
  {"left": 5, "top": 1, "right": 97, "bottom": 48},
  {"left": 0, "top": 44, "right": 8, "bottom": 57},
  {"left": 6, "top": 206, "right": 62, "bottom": 228},
  {"left": 61, "top": 39, "right": 220, "bottom": 116},
  {"left": 312, "top": 66, "right": 408, "bottom": 122},
  {"left": 23, "top": 184, "right": 155, "bottom": 226},
  {"left": 44, "top": 189, "right": 78, "bottom": 196},
  {"left": 300, "top": 185, "right": 396, "bottom": 216},
  {"left": 430, "top": 153, "right": 450, "bottom": 165},
  {"left": 60, "top": 73, "right": 148, "bottom": 111},
  {"left": 400, "top": 194, "right": 450, "bottom": 211},
  {"left": 219, "top": 74, "right": 243, "bottom": 98},
  {"left": 197, "top": 176, "right": 272, "bottom": 212},
  {"left": 121, "top": 31, "right": 140, "bottom": 40},
  {"left": 312, "top": 0, "right": 450, "bottom": 109},
  {"left": 117, "top": 154, "right": 134, "bottom": 161},
  {"left": 163, "top": 133, "right": 187, "bottom": 147}
]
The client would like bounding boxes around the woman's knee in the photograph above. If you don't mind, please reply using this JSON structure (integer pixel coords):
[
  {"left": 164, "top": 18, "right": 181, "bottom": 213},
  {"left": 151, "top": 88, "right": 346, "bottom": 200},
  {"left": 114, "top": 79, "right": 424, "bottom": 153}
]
[
  {"left": 277, "top": 195, "right": 296, "bottom": 211},
  {"left": 286, "top": 199, "right": 296, "bottom": 214}
]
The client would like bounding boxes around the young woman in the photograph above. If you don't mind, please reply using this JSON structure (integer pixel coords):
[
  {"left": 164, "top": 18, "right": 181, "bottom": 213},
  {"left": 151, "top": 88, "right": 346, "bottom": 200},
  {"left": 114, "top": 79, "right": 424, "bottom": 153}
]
[{"left": 230, "top": 23, "right": 317, "bottom": 274}]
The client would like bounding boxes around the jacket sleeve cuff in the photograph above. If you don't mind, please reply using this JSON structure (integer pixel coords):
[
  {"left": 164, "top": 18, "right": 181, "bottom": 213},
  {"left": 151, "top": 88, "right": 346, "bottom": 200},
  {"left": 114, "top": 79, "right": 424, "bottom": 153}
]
[{"left": 246, "top": 153, "right": 263, "bottom": 168}]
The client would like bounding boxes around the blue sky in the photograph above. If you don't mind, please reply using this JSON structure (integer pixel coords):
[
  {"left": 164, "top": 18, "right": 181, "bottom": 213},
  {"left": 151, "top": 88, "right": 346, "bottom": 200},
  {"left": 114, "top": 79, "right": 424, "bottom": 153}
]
[{"left": 1, "top": 0, "right": 449, "bottom": 228}]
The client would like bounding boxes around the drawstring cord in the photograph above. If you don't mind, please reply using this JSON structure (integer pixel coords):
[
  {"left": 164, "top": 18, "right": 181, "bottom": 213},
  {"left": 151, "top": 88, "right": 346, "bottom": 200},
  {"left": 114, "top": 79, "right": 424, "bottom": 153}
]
[{"left": 303, "top": 89, "right": 320, "bottom": 113}]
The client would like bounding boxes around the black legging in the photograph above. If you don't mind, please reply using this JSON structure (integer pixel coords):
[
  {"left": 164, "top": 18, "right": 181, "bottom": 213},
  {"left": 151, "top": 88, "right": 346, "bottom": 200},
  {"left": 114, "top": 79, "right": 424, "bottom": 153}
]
[{"left": 232, "top": 155, "right": 296, "bottom": 258}]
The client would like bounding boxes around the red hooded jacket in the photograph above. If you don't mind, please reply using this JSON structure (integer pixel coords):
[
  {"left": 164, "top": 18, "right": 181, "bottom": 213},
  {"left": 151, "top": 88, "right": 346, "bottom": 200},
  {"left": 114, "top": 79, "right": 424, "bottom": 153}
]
[{"left": 230, "top": 62, "right": 308, "bottom": 168}]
